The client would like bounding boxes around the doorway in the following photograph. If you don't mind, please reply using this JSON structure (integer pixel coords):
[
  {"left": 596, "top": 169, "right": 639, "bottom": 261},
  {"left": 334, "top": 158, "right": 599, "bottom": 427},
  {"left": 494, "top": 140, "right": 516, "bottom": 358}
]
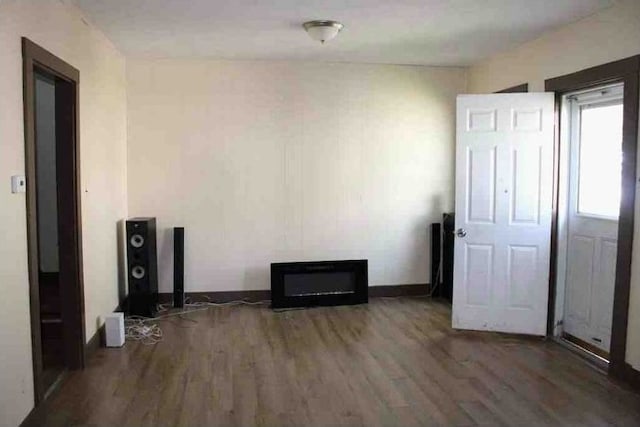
[
  {"left": 557, "top": 84, "right": 624, "bottom": 360},
  {"left": 22, "top": 38, "right": 85, "bottom": 404},
  {"left": 545, "top": 55, "right": 640, "bottom": 380}
]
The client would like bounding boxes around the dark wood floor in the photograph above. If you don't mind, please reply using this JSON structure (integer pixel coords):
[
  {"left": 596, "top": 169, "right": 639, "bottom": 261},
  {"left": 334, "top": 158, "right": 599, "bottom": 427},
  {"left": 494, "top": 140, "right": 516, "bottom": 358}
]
[{"left": 27, "top": 298, "right": 640, "bottom": 426}]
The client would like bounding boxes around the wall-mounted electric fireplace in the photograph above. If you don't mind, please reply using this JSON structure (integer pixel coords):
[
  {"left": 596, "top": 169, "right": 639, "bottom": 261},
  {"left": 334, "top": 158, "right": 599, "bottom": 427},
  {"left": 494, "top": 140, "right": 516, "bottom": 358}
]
[{"left": 270, "top": 260, "right": 368, "bottom": 308}]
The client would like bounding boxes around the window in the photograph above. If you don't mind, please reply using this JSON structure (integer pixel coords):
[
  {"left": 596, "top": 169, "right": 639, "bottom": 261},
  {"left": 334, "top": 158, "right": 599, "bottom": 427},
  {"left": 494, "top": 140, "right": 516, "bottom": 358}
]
[{"left": 571, "top": 86, "right": 624, "bottom": 218}]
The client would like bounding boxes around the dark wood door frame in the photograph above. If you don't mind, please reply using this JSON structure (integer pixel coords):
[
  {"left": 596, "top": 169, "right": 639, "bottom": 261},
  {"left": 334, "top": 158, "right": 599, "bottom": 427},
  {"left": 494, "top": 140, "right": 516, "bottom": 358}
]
[
  {"left": 495, "top": 83, "right": 529, "bottom": 93},
  {"left": 22, "top": 38, "right": 85, "bottom": 404},
  {"left": 545, "top": 55, "right": 640, "bottom": 382}
]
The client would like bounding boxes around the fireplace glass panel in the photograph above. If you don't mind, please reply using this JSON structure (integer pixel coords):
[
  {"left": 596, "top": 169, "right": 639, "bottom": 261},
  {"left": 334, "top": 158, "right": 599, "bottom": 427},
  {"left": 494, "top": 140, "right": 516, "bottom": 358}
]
[{"left": 283, "top": 271, "right": 356, "bottom": 296}]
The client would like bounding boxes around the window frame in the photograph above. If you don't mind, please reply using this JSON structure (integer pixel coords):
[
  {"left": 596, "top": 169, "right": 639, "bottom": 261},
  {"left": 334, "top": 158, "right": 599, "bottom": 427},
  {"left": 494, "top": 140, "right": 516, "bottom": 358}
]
[{"left": 568, "top": 84, "right": 624, "bottom": 221}]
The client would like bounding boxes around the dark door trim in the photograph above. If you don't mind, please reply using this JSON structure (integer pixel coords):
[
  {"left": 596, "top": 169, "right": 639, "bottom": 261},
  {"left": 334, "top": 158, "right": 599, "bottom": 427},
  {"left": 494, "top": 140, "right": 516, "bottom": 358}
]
[
  {"left": 22, "top": 38, "right": 85, "bottom": 404},
  {"left": 545, "top": 55, "right": 640, "bottom": 380},
  {"left": 495, "top": 83, "right": 529, "bottom": 93}
]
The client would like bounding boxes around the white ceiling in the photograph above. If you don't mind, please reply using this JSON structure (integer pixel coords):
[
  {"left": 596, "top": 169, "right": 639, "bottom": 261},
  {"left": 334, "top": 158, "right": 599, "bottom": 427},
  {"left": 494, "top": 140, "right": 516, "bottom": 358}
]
[{"left": 73, "top": 0, "right": 613, "bottom": 66}]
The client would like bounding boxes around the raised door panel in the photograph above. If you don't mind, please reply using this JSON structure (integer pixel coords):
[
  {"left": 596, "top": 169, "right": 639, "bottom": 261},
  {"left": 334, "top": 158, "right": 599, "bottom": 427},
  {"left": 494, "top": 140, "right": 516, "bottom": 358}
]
[
  {"left": 466, "top": 147, "right": 496, "bottom": 224},
  {"left": 464, "top": 244, "right": 493, "bottom": 307},
  {"left": 511, "top": 108, "right": 542, "bottom": 132},
  {"left": 510, "top": 146, "right": 542, "bottom": 225},
  {"left": 565, "top": 235, "right": 595, "bottom": 327},
  {"left": 507, "top": 245, "right": 538, "bottom": 309},
  {"left": 591, "top": 238, "right": 617, "bottom": 347},
  {"left": 467, "top": 109, "right": 497, "bottom": 132}
]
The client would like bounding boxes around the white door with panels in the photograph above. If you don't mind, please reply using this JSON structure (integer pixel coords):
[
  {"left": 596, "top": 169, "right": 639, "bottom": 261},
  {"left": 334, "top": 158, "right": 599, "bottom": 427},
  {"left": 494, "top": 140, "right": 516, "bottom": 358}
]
[
  {"left": 452, "top": 93, "right": 554, "bottom": 335},
  {"left": 563, "top": 84, "right": 623, "bottom": 353}
]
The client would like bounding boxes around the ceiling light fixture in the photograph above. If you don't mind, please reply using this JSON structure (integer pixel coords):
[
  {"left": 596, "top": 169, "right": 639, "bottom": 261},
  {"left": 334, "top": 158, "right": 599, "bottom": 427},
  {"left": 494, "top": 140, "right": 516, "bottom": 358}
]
[{"left": 303, "top": 20, "right": 344, "bottom": 44}]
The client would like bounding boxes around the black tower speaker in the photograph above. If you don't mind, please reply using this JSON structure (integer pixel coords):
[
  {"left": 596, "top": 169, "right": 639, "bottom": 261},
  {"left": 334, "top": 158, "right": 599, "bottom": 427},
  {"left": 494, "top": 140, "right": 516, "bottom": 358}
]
[
  {"left": 430, "top": 223, "right": 441, "bottom": 296},
  {"left": 442, "top": 213, "right": 455, "bottom": 301},
  {"left": 173, "top": 227, "right": 184, "bottom": 308},
  {"left": 126, "top": 217, "right": 158, "bottom": 317}
]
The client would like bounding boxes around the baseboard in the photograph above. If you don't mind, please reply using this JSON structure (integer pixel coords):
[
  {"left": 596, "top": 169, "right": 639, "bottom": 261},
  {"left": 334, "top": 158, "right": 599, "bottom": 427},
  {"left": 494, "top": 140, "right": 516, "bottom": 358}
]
[
  {"left": 158, "top": 290, "right": 271, "bottom": 304},
  {"left": 85, "top": 301, "right": 123, "bottom": 360},
  {"left": 85, "top": 324, "right": 104, "bottom": 359},
  {"left": 19, "top": 405, "right": 40, "bottom": 427},
  {"left": 624, "top": 363, "right": 640, "bottom": 390},
  {"left": 158, "top": 283, "right": 430, "bottom": 305},
  {"left": 611, "top": 362, "right": 640, "bottom": 392},
  {"left": 369, "top": 283, "right": 429, "bottom": 297}
]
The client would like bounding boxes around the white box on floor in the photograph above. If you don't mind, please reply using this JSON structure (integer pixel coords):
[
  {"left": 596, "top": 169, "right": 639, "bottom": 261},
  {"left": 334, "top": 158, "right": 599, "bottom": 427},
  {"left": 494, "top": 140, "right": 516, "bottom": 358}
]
[{"left": 104, "top": 312, "right": 125, "bottom": 347}]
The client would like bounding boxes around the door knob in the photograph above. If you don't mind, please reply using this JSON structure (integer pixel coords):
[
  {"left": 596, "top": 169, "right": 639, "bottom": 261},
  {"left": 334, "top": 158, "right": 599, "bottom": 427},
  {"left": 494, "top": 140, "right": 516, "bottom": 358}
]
[{"left": 456, "top": 228, "right": 467, "bottom": 238}]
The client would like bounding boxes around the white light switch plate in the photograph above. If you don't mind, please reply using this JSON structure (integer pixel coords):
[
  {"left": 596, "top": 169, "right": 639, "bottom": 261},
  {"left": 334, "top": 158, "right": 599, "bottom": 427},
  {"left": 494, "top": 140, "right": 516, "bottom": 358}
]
[{"left": 11, "top": 175, "right": 26, "bottom": 193}]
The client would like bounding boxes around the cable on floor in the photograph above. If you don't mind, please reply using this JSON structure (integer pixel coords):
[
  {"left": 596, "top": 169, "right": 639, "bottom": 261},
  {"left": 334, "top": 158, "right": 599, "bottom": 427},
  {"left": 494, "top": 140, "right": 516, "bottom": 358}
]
[
  {"left": 124, "top": 316, "right": 163, "bottom": 345},
  {"left": 124, "top": 299, "right": 269, "bottom": 345},
  {"left": 124, "top": 289, "right": 440, "bottom": 345}
]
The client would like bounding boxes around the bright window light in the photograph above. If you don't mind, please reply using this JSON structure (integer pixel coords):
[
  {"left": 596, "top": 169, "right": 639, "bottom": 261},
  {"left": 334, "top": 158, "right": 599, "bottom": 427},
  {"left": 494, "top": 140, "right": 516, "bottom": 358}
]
[{"left": 578, "top": 102, "right": 623, "bottom": 218}]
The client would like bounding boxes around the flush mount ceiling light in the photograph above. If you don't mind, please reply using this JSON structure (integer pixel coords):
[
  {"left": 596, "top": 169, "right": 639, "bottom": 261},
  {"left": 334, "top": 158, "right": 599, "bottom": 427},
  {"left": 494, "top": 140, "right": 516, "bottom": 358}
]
[{"left": 303, "top": 20, "right": 344, "bottom": 44}]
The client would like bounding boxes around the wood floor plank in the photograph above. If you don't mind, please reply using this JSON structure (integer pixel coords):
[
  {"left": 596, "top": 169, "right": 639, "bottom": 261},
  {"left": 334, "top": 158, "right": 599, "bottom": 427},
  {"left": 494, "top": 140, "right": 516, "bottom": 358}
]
[{"left": 26, "top": 298, "right": 640, "bottom": 427}]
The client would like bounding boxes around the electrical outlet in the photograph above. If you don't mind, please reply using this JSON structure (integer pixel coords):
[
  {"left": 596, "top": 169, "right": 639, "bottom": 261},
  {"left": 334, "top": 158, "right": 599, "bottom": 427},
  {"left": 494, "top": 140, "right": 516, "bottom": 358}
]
[{"left": 11, "top": 175, "right": 26, "bottom": 193}]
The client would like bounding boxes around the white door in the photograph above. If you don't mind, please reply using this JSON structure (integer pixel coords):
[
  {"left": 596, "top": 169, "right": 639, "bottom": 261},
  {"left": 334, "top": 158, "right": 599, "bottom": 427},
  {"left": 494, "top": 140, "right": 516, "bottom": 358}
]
[
  {"left": 563, "top": 84, "right": 623, "bottom": 353},
  {"left": 452, "top": 93, "right": 554, "bottom": 335}
]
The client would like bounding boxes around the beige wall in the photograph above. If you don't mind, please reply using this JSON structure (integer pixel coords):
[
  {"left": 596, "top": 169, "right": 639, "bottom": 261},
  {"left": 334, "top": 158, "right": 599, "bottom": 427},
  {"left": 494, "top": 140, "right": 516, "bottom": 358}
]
[
  {"left": 127, "top": 59, "right": 465, "bottom": 294},
  {"left": 0, "top": 1, "right": 127, "bottom": 425},
  {"left": 468, "top": 0, "right": 640, "bottom": 93},
  {"left": 468, "top": 0, "right": 640, "bottom": 370}
]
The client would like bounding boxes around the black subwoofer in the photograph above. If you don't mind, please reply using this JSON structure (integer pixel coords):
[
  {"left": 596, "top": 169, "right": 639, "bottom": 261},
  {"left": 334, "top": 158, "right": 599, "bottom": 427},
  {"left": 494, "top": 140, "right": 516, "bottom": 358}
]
[{"left": 126, "top": 217, "right": 158, "bottom": 317}]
